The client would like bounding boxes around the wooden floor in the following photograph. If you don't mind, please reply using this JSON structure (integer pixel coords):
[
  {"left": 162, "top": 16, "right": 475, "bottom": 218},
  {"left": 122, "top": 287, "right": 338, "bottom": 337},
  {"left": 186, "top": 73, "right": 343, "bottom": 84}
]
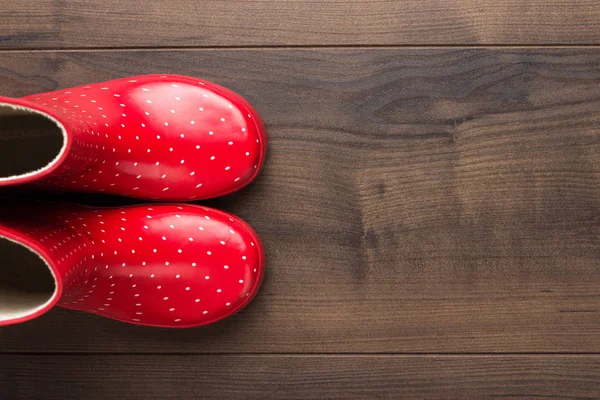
[{"left": 1, "top": 1, "right": 600, "bottom": 399}]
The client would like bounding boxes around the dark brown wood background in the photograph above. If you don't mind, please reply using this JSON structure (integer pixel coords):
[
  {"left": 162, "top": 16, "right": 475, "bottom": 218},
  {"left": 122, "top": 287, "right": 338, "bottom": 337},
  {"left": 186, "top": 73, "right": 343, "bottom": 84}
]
[{"left": 1, "top": 1, "right": 600, "bottom": 399}]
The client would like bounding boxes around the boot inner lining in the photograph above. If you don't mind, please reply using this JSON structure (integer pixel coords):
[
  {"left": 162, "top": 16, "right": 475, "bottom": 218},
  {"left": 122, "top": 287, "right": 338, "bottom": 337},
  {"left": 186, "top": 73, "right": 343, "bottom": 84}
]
[
  {"left": 0, "top": 236, "right": 57, "bottom": 322},
  {"left": 0, "top": 103, "right": 66, "bottom": 181}
]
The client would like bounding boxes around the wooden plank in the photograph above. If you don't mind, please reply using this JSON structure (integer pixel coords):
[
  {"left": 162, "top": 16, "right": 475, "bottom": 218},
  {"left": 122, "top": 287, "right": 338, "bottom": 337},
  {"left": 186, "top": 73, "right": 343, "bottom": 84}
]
[
  {"left": 2, "top": 0, "right": 600, "bottom": 48},
  {"left": 0, "top": 49, "right": 599, "bottom": 353},
  {"left": 1, "top": 355, "right": 599, "bottom": 399}
]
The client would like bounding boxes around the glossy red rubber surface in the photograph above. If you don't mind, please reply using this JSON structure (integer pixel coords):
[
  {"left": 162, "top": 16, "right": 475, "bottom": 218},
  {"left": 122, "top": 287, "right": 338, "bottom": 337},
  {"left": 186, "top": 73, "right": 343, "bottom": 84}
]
[
  {"left": 0, "top": 74, "right": 267, "bottom": 200},
  {"left": 0, "top": 203, "right": 265, "bottom": 328}
]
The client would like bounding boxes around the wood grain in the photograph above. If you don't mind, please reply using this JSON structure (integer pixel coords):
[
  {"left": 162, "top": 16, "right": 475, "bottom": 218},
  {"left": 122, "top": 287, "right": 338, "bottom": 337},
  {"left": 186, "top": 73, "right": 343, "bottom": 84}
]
[
  {"left": 2, "top": 0, "right": 600, "bottom": 48},
  {"left": 0, "top": 49, "right": 598, "bottom": 353},
  {"left": 1, "top": 355, "right": 599, "bottom": 399}
]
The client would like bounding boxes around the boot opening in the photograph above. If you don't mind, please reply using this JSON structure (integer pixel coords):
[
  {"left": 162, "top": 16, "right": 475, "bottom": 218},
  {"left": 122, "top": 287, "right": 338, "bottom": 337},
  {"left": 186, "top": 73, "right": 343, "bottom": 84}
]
[
  {"left": 0, "top": 236, "right": 57, "bottom": 322},
  {"left": 0, "top": 103, "right": 66, "bottom": 181}
]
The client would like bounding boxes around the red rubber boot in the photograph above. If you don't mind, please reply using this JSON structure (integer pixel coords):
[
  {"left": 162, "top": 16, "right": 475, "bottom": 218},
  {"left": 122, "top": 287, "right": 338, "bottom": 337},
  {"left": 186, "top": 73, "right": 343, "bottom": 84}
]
[
  {"left": 0, "top": 203, "right": 265, "bottom": 328},
  {"left": 0, "top": 74, "right": 267, "bottom": 200}
]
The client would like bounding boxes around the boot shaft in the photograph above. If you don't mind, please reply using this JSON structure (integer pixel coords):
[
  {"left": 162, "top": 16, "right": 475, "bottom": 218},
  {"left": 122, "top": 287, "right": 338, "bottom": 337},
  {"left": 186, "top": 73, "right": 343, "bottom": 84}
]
[
  {"left": 0, "top": 205, "right": 96, "bottom": 325},
  {"left": 0, "top": 98, "right": 73, "bottom": 186}
]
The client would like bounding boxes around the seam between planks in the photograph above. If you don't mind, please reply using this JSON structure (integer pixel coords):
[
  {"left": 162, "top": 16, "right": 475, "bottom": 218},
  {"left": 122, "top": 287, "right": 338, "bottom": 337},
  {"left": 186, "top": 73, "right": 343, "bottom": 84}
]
[
  {"left": 4, "top": 44, "right": 600, "bottom": 53},
  {"left": 2, "top": 352, "right": 600, "bottom": 356}
]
